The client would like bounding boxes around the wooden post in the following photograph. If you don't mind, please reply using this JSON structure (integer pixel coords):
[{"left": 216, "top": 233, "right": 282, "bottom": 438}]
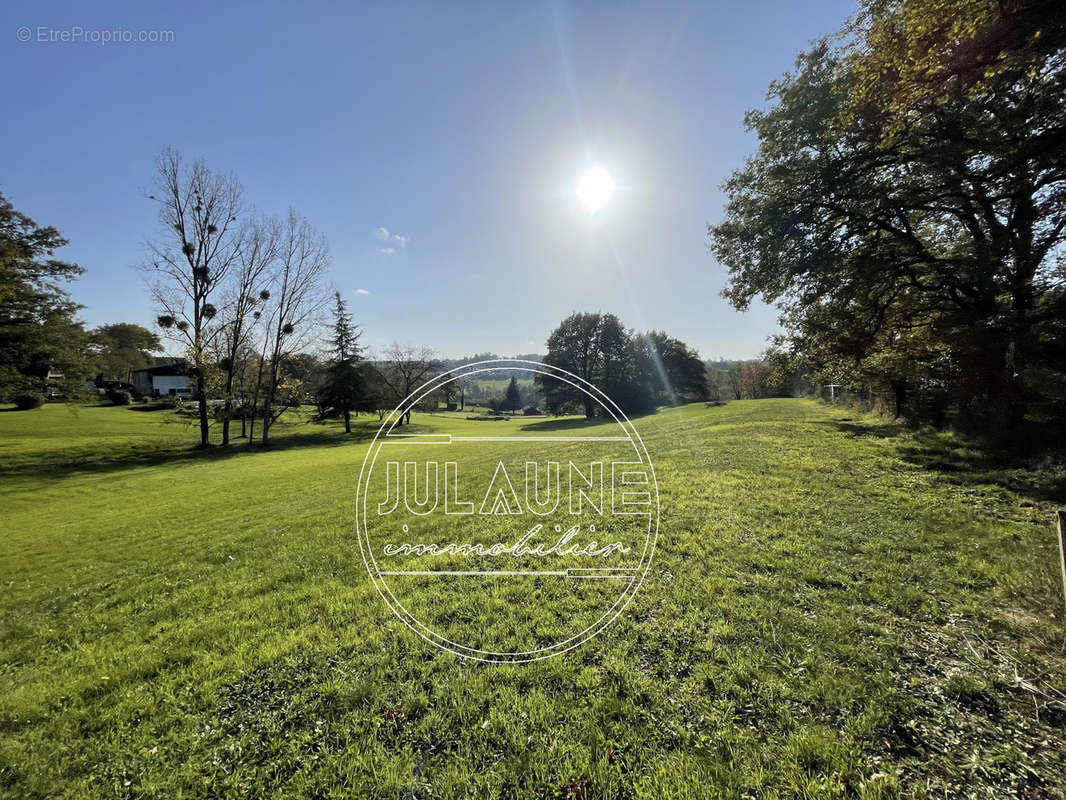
[{"left": 1058, "top": 510, "right": 1066, "bottom": 615}]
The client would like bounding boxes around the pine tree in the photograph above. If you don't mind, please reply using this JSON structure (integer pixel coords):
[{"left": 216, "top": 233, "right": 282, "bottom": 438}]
[
  {"left": 505, "top": 375, "right": 521, "bottom": 415},
  {"left": 322, "top": 291, "right": 364, "bottom": 432}
]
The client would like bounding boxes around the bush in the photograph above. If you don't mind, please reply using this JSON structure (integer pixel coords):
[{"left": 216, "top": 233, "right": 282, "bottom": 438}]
[
  {"left": 107, "top": 388, "right": 132, "bottom": 406},
  {"left": 523, "top": 406, "right": 541, "bottom": 415},
  {"left": 13, "top": 393, "right": 44, "bottom": 410}
]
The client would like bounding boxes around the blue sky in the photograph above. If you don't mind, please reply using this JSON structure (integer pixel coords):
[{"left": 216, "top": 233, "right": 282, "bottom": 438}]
[{"left": 2, "top": 0, "right": 857, "bottom": 359}]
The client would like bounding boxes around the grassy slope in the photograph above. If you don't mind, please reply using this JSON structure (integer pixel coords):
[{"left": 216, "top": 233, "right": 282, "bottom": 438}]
[{"left": 1, "top": 400, "right": 1064, "bottom": 799}]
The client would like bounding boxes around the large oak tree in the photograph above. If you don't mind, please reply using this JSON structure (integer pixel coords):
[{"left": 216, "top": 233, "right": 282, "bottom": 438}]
[{"left": 710, "top": 0, "right": 1066, "bottom": 425}]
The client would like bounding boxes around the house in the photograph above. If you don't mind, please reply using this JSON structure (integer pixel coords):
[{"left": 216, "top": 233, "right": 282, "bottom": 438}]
[
  {"left": 44, "top": 367, "right": 66, "bottom": 399},
  {"left": 130, "top": 362, "right": 193, "bottom": 398}
]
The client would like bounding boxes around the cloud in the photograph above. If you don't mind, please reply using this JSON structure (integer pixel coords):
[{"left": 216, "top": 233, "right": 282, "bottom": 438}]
[
  {"left": 374, "top": 227, "right": 407, "bottom": 252},
  {"left": 355, "top": 288, "right": 370, "bottom": 295}
]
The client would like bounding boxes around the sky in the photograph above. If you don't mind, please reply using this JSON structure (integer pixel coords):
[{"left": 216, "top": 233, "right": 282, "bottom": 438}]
[{"left": 2, "top": 0, "right": 858, "bottom": 360}]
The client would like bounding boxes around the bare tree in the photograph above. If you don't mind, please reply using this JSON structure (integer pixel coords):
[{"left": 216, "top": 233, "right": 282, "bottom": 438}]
[
  {"left": 725, "top": 362, "right": 743, "bottom": 401},
  {"left": 374, "top": 343, "right": 440, "bottom": 425},
  {"left": 259, "top": 211, "right": 329, "bottom": 446},
  {"left": 145, "top": 148, "right": 245, "bottom": 447},
  {"left": 739, "top": 361, "right": 773, "bottom": 399},
  {"left": 216, "top": 215, "right": 278, "bottom": 445}
]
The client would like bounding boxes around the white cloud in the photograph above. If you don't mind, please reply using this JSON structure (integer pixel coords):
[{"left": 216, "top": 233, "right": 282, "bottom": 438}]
[
  {"left": 374, "top": 227, "right": 407, "bottom": 252},
  {"left": 355, "top": 288, "right": 370, "bottom": 295}
]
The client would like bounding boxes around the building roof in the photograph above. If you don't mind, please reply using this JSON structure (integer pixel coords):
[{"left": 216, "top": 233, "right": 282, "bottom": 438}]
[{"left": 130, "top": 360, "right": 190, "bottom": 377}]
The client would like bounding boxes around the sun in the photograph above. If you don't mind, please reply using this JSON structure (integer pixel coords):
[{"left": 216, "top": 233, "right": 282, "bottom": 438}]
[{"left": 576, "top": 165, "right": 614, "bottom": 214}]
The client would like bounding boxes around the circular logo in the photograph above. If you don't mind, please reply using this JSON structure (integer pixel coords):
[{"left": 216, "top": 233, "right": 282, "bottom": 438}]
[{"left": 355, "top": 359, "right": 659, "bottom": 663}]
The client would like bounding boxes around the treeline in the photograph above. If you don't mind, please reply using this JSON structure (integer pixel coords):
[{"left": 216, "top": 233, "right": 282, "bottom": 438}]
[
  {"left": 537, "top": 312, "right": 708, "bottom": 417},
  {"left": 710, "top": 0, "right": 1066, "bottom": 428},
  {"left": 706, "top": 359, "right": 803, "bottom": 402}
]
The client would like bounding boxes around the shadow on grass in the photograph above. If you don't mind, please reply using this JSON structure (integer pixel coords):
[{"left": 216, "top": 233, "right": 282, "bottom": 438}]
[
  {"left": 1, "top": 426, "right": 379, "bottom": 483},
  {"left": 517, "top": 408, "right": 661, "bottom": 433},
  {"left": 517, "top": 417, "right": 608, "bottom": 432},
  {"left": 818, "top": 417, "right": 1066, "bottom": 504}
]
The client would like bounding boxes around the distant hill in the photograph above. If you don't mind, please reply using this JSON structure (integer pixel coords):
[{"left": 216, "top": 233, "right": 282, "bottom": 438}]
[{"left": 438, "top": 353, "right": 544, "bottom": 381}]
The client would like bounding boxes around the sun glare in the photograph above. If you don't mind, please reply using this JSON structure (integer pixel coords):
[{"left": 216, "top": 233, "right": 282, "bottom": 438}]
[{"left": 577, "top": 165, "right": 614, "bottom": 214}]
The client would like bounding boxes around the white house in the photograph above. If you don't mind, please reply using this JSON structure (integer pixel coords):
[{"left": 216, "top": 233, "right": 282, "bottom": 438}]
[{"left": 130, "top": 362, "right": 193, "bottom": 398}]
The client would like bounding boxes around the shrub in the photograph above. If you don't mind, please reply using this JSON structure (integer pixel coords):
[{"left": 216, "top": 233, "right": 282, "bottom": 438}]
[
  {"left": 523, "top": 406, "right": 541, "bottom": 415},
  {"left": 107, "top": 388, "right": 132, "bottom": 406},
  {"left": 13, "top": 393, "right": 44, "bottom": 410}
]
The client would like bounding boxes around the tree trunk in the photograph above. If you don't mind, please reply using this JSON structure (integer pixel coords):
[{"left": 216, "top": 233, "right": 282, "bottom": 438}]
[
  {"left": 262, "top": 399, "right": 272, "bottom": 446},
  {"left": 344, "top": 409, "right": 351, "bottom": 433},
  {"left": 197, "top": 374, "right": 210, "bottom": 447},
  {"left": 220, "top": 368, "right": 236, "bottom": 446},
  {"left": 891, "top": 381, "right": 906, "bottom": 419}
]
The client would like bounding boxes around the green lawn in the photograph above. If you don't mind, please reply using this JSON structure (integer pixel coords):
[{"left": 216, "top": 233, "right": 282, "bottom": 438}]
[{"left": 1, "top": 399, "right": 1065, "bottom": 798}]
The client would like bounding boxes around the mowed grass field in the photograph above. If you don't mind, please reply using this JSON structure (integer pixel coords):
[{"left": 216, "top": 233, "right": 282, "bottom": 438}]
[{"left": 2, "top": 399, "right": 1065, "bottom": 798}]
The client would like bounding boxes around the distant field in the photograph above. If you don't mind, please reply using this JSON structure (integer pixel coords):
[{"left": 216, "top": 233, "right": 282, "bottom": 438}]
[
  {"left": 1, "top": 399, "right": 1064, "bottom": 798},
  {"left": 459, "top": 376, "right": 535, "bottom": 401}
]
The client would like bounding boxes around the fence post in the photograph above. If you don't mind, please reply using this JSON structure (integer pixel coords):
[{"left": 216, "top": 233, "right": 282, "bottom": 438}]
[{"left": 1058, "top": 510, "right": 1066, "bottom": 615}]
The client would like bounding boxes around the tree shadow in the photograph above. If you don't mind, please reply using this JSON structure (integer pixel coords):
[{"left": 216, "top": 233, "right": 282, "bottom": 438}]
[
  {"left": 517, "top": 417, "right": 611, "bottom": 432},
  {"left": 828, "top": 419, "right": 909, "bottom": 440},
  {"left": 817, "top": 417, "right": 1066, "bottom": 504},
  {"left": 1, "top": 425, "right": 378, "bottom": 485}
]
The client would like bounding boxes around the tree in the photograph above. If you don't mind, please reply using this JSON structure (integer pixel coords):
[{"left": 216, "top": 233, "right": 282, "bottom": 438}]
[
  {"left": 739, "top": 361, "right": 774, "bottom": 399},
  {"left": 259, "top": 211, "right": 329, "bottom": 446},
  {"left": 0, "top": 191, "right": 89, "bottom": 400},
  {"left": 642, "top": 331, "right": 710, "bottom": 403},
  {"left": 709, "top": 1, "right": 1066, "bottom": 427},
  {"left": 846, "top": 0, "right": 1065, "bottom": 127},
  {"left": 90, "top": 323, "right": 161, "bottom": 382},
  {"left": 539, "top": 312, "right": 604, "bottom": 418},
  {"left": 216, "top": 216, "right": 277, "bottom": 445},
  {"left": 146, "top": 148, "right": 245, "bottom": 446},
  {"left": 321, "top": 291, "right": 365, "bottom": 433},
  {"left": 373, "top": 344, "right": 440, "bottom": 425},
  {"left": 538, "top": 312, "right": 666, "bottom": 417},
  {"left": 504, "top": 375, "right": 521, "bottom": 415}
]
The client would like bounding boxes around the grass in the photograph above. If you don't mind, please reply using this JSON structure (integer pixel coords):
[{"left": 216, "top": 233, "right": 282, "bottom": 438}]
[{"left": 1, "top": 399, "right": 1065, "bottom": 798}]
